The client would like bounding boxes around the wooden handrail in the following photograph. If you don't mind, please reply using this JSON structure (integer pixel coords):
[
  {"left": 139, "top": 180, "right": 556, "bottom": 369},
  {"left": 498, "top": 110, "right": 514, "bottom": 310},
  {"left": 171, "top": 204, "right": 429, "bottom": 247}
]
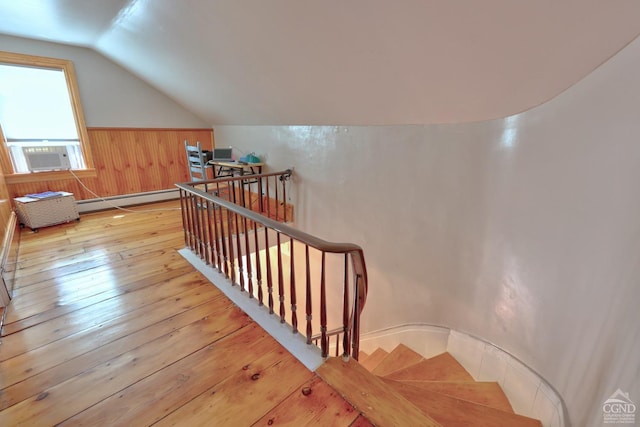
[{"left": 176, "top": 169, "right": 368, "bottom": 360}]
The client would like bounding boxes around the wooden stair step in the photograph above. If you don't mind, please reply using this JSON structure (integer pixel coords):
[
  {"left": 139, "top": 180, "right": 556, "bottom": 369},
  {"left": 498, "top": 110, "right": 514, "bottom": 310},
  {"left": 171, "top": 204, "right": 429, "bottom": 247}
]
[
  {"left": 387, "top": 380, "right": 514, "bottom": 413},
  {"left": 316, "top": 357, "right": 441, "bottom": 427},
  {"left": 384, "top": 352, "right": 474, "bottom": 381},
  {"left": 357, "top": 350, "right": 369, "bottom": 364},
  {"left": 358, "top": 347, "right": 388, "bottom": 372},
  {"left": 382, "top": 379, "right": 542, "bottom": 427},
  {"left": 371, "top": 344, "right": 424, "bottom": 377}
]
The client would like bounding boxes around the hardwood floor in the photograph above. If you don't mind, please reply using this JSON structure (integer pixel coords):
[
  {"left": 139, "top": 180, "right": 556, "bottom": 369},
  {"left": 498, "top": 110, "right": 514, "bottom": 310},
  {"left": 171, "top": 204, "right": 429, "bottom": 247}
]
[{"left": 0, "top": 201, "right": 363, "bottom": 426}]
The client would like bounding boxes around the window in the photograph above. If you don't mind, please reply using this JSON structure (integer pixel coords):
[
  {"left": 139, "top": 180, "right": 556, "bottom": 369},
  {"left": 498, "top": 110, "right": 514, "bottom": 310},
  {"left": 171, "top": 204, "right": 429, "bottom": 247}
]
[{"left": 0, "top": 51, "right": 94, "bottom": 178}]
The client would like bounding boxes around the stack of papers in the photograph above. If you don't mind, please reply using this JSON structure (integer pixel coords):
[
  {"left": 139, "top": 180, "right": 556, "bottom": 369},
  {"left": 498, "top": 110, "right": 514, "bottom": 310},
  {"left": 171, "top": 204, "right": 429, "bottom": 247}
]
[{"left": 24, "top": 191, "right": 63, "bottom": 199}]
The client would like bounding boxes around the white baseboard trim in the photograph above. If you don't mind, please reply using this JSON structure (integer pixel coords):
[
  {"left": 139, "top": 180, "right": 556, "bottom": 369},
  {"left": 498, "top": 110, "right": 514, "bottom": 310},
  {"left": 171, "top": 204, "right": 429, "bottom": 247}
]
[
  {"left": 359, "top": 324, "right": 566, "bottom": 427},
  {"left": 178, "top": 248, "right": 325, "bottom": 372},
  {"left": 76, "top": 189, "right": 180, "bottom": 213}
]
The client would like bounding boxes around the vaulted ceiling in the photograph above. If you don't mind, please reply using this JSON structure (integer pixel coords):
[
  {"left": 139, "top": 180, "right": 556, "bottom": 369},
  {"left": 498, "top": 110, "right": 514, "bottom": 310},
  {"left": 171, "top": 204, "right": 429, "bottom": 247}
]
[{"left": 1, "top": 1, "right": 640, "bottom": 125}]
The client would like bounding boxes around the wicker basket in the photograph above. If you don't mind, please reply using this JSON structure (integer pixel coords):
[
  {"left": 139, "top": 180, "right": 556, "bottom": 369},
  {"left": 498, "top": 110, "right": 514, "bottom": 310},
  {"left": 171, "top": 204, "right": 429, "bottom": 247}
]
[{"left": 14, "top": 192, "right": 80, "bottom": 232}]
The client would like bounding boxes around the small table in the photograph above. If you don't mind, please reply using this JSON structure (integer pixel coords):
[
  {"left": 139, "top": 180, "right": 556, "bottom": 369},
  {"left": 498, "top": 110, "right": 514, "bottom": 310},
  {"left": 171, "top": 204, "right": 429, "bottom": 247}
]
[
  {"left": 209, "top": 161, "right": 264, "bottom": 178},
  {"left": 208, "top": 161, "right": 265, "bottom": 211}
]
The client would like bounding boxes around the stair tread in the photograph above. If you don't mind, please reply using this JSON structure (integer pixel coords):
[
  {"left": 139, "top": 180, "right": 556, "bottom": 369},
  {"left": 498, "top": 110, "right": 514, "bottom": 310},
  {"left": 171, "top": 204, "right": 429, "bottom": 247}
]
[
  {"left": 387, "top": 380, "right": 514, "bottom": 413},
  {"left": 358, "top": 351, "right": 369, "bottom": 364},
  {"left": 384, "top": 352, "right": 474, "bottom": 381},
  {"left": 317, "top": 357, "right": 441, "bottom": 427},
  {"left": 382, "top": 378, "right": 542, "bottom": 427},
  {"left": 371, "top": 343, "right": 424, "bottom": 376},
  {"left": 358, "top": 347, "right": 388, "bottom": 372}
]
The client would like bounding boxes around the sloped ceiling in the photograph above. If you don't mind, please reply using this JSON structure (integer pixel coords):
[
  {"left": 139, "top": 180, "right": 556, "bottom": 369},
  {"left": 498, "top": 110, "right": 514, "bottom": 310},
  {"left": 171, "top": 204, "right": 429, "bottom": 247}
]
[{"left": 1, "top": 0, "right": 640, "bottom": 125}]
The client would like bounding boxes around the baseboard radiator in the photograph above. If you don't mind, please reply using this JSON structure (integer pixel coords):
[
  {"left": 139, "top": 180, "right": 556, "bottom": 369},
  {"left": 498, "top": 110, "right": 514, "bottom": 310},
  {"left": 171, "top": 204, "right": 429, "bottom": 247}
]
[
  {"left": 1, "top": 212, "right": 20, "bottom": 307},
  {"left": 76, "top": 189, "right": 180, "bottom": 213}
]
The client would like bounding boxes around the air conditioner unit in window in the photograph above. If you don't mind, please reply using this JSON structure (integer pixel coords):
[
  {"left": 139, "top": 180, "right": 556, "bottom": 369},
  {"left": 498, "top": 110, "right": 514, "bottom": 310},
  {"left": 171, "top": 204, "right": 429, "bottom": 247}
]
[{"left": 22, "top": 146, "right": 71, "bottom": 172}]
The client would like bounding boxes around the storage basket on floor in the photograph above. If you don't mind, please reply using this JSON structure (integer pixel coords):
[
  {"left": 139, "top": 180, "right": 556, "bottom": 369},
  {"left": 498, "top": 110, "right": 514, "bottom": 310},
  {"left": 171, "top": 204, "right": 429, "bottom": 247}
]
[{"left": 14, "top": 192, "right": 80, "bottom": 232}]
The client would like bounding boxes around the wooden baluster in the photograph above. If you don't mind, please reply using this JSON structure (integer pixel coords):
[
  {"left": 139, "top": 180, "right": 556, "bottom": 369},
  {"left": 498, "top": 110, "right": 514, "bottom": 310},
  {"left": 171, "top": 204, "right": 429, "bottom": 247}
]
[
  {"left": 352, "top": 273, "right": 362, "bottom": 361},
  {"left": 225, "top": 206, "right": 236, "bottom": 283},
  {"left": 189, "top": 194, "right": 199, "bottom": 254},
  {"left": 320, "top": 252, "right": 327, "bottom": 357},
  {"left": 342, "top": 254, "right": 350, "bottom": 358},
  {"left": 265, "top": 226, "right": 274, "bottom": 314},
  {"left": 181, "top": 191, "right": 192, "bottom": 249},
  {"left": 234, "top": 210, "right": 245, "bottom": 291},
  {"left": 243, "top": 215, "right": 253, "bottom": 297},
  {"left": 282, "top": 174, "right": 287, "bottom": 223},
  {"left": 192, "top": 195, "right": 200, "bottom": 256},
  {"left": 185, "top": 194, "right": 193, "bottom": 249},
  {"left": 240, "top": 177, "right": 246, "bottom": 208},
  {"left": 275, "top": 178, "right": 280, "bottom": 222},
  {"left": 258, "top": 173, "right": 264, "bottom": 213},
  {"left": 201, "top": 199, "right": 208, "bottom": 263},
  {"left": 210, "top": 197, "right": 222, "bottom": 273},
  {"left": 203, "top": 200, "right": 212, "bottom": 265},
  {"left": 201, "top": 198, "right": 209, "bottom": 260},
  {"left": 218, "top": 206, "right": 229, "bottom": 279},
  {"left": 200, "top": 197, "right": 208, "bottom": 260},
  {"left": 253, "top": 218, "right": 263, "bottom": 305},
  {"left": 277, "top": 232, "right": 285, "bottom": 323},
  {"left": 203, "top": 199, "right": 210, "bottom": 261},
  {"left": 265, "top": 177, "right": 271, "bottom": 220},
  {"left": 305, "top": 245, "right": 312, "bottom": 344},
  {"left": 289, "top": 237, "right": 297, "bottom": 333},
  {"left": 213, "top": 183, "right": 225, "bottom": 274},
  {"left": 179, "top": 190, "right": 189, "bottom": 248},
  {"left": 196, "top": 195, "right": 205, "bottom": 259},
  {"left": 183, "top": 193, "right": 192, "bottom": 249}
]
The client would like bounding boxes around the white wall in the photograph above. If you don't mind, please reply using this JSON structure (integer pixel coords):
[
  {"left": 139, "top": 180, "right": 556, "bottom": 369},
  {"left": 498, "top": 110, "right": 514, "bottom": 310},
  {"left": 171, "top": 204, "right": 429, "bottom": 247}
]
[
  {"left": 0, "top": 35, "right": 208, "bottom": 128},
  {"left": 214, "top": 35, "right": 640, "bottom": 427}
]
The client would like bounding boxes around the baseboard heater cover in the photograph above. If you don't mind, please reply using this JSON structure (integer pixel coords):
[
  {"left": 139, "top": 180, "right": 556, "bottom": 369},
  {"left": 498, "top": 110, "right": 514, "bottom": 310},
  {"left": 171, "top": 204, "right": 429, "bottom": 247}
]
[{"left": 76, "top": 189, "right": 180, "bottom": 213}]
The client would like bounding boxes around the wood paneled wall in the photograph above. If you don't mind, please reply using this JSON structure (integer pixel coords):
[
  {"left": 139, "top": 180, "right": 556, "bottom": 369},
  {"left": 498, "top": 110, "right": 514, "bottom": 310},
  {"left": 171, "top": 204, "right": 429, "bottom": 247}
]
[
  {"left": 0, "top": 169, "right": 13, "bottom": 240},
  {"left": 6, "top": 128, "right": 214, "bottom": 201}
]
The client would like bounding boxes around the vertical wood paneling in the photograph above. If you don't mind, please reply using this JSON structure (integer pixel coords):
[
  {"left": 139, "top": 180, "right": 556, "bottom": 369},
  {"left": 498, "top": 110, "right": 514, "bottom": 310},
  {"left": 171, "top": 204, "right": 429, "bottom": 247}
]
[
  {"left": 6, "top": 128, "right": 214, "bottom": 201},
  {"left": 0, "top": 169, "right": 13, "bottom": 240}
]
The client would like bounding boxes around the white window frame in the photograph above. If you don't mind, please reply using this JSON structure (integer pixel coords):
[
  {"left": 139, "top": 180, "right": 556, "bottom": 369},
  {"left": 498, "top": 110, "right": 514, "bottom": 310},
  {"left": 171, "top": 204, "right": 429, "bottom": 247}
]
[{"left": 0, "top": 51, "right": 95, "bottom": 181}]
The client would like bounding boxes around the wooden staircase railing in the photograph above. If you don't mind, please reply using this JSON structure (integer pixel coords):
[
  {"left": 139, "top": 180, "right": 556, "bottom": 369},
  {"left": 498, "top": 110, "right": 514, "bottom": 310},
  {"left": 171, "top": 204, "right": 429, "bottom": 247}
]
[{"left": 176, "top": 169, "right": 368, "bottom": 360}]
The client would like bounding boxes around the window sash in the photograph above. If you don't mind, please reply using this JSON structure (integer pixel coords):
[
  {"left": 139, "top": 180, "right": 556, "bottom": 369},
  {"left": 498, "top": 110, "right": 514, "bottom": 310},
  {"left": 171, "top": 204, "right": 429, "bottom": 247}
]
[{"left": 0, "top": 64, "right": 79, "bottom": 141}]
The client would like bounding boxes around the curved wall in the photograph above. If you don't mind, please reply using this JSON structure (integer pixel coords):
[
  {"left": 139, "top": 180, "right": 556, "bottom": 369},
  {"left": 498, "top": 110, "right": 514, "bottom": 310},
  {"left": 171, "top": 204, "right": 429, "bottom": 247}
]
[{"left": 215, "top": 34, "right": 640, "bottom": 426}]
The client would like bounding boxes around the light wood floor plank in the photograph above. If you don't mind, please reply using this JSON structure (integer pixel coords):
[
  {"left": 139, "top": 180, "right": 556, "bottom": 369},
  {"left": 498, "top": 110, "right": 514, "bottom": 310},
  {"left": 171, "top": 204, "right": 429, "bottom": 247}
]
[
  {"left": 0, "top": 294, "right": 233, "bottom": 411},
  {"left": 0, "top": 201, "right": 365, "bottom": 426},
  {"left": 0, "top": 271, "right": 212, "bottom": 361},
  {"left": 155, "top": 346, "right": 315, "bottom": 427},
  {"left": 0, "top": 302, "right": 251, "bottom": 426},
  {"left": 60, "top": 323, "right": 273, "bottom": 426},
  {"left": 6, "top": 251, "right": 188, "bottom": 315},
  {"left": 0, "top": 283, "right": 226, "bottom": 391},
  {"left": 252, "top": 376, "right": 360, "bottom": 426},
  {"left": 2, "top": 263, "right": 194, "bottom": 336},
  {"left": 13, "top": 252, "right": 122, "bottom": 283}
]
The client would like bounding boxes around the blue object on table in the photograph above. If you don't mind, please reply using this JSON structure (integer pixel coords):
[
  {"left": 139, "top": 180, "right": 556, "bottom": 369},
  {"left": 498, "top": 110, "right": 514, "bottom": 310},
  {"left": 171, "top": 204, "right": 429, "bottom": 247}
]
[
  {"left": 240, "top": 153, "right": 261, "bottom": 163},
  {"left": 25, "top": 191, "right": 62, "bottom": 199}
]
